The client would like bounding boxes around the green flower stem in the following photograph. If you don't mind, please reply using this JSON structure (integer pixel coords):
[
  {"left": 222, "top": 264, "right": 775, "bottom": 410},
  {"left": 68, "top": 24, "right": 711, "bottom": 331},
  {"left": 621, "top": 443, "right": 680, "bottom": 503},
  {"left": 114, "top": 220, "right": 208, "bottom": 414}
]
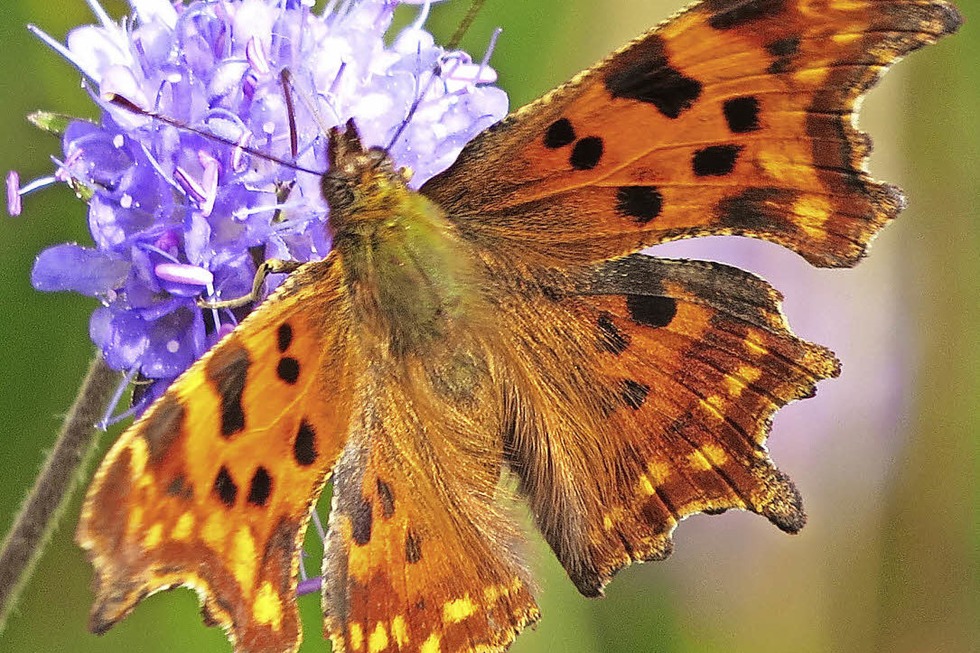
[{"left": 0, "top": 355, "right": 119, "bottom": 633}]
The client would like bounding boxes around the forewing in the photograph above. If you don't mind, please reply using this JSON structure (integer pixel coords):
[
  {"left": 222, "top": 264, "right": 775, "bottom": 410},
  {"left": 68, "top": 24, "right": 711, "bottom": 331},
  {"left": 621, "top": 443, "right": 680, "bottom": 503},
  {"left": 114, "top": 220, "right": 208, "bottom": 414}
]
[
  {"left": 76, "top": 253, "right": 355, "bottom": 653},
  {"left": 423, "top": 0, "right": 961, "bottom": 268}
]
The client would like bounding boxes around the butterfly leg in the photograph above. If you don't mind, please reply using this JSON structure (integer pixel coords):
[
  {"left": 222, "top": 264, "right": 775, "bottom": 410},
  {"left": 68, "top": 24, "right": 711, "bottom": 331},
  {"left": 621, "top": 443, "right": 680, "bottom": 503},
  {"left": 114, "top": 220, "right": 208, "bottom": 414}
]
[{"left": 199, "top": 258, "right": 304, "bottom": 309}]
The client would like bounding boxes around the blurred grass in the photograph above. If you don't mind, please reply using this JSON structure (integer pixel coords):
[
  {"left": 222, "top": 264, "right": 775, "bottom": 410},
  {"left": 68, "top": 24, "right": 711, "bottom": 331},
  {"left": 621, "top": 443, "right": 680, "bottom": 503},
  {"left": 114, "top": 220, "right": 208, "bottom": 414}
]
[{"left": 0, "top": 1, "right": 977, "bottom": 652}]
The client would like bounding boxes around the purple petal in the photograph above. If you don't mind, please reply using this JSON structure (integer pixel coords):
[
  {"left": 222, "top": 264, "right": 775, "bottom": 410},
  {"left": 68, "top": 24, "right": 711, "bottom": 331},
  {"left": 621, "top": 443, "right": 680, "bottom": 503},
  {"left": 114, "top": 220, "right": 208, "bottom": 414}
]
[
  {"left": 90, "top": 306, "right": 150, "bottom": 371},
  {"left": 32, "top": 243, "right": 130, "bottom": 295},
  {"left": 139, "top": 305, "right": 205, "bottom": 378},
  {"left": 131, "top": 0, "right": 178, "bottom": 29},
  {"left": 65, "top": 25, "right": 131, "bottom": 83}
]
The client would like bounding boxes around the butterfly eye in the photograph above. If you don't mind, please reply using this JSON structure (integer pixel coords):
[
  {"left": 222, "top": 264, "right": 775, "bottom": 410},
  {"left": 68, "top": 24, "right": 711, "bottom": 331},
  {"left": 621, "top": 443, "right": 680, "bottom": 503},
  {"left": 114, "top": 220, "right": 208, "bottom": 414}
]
[
  {"left": 322, "top": 174, "right": 355, "bottom": 212},
  {"left": 365, "top": 147, "right": 398, "bottom": 177}
]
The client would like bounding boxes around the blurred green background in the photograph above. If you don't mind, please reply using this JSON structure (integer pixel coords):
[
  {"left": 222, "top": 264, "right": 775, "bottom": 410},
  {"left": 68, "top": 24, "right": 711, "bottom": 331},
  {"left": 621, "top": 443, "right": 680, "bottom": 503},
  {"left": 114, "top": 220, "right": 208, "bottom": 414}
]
[{"left": 0, "top": 0, "right": 977, "bottom": 651}]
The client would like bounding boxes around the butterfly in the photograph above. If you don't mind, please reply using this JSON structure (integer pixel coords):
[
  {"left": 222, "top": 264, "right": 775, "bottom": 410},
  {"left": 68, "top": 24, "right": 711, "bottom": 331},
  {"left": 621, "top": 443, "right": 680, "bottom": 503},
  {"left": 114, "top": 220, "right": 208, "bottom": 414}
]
[{"left": 75, "top": 1, "right": 962, "bottom": 652}]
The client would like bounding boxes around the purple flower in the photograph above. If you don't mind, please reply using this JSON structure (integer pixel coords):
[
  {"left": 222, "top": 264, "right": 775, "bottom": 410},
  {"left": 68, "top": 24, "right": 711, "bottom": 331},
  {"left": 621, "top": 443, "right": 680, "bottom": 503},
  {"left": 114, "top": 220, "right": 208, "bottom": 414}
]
[{"left": 20, "top": 0, "right": 508, "bottom": 407}]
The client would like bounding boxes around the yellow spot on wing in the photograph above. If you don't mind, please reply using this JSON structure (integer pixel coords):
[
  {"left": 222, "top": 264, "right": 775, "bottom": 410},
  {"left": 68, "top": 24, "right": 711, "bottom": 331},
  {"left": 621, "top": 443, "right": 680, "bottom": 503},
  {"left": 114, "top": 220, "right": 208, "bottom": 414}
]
[
  {"left": 391, "top": 615, "right": 409, "bottom": 647},
  {"left": 743, "top": 335, "right": 768, "bottom": 357},
  {"left": 484, "top": 584, "right": 501, "bottom": 603},
  {"left": 648, "top": 461, "right": 670, "bottom": 485},
  {"left": 127, "top": 505, "right": 144, "bottom": 535},
  {"left": 688, "top": 444, "right": 730, "bottom": 472},
  {"left": 349, "top": 623, "right": 364, "bottom": 651},
  {"left": 740, "top": 366, "right": 763, "bottom": 384},
  {"left": 128, "top": 438, "right": 149, "bottom": 482},
  {"left": 688, "top": 449, "right": 712, "bottom": 472},
  {"left": 832, "top": 32, "right": 861, "bottom": 46},
  {"left": 232, "top": 526, "right": 258, "bottom": 590},
  {"left": 421, "top": 633, "right": 441, "bottom": 653},
  {"left": 831, "top": 0, "right": 870, "bottom": 10},
  {"left": 602, "top": 507, "right": 627, "bottom": 531},
  {"left": 701, "top": 394, "right": 726, "bottom": 419},
  {"left": 723, "top": 365, "right": 763, "bottom": 398},
  {"left": 702, "top": 443, "right": 728, "bottom": 465},
  {"left": 639, "top": 474, "right": 656, "bottom": 496},
  {"left": 368, "top": 621, "right": 389, "bottom": 653},
  {"left": 202, "top": 512, "right": 228, "bottom": 549},
  {"left": 793, "top": 65, "right": 830, "bottom": 87},
  {"left": 722, "top": 376, "right": 742, "bottom": 396},
  {"left": 442, "top": 596, "right": 477, "bottom": 624},
  {"left": 757, "top": 153, "right": 811, "bottom": 186},
  {"left": 793, "top": 195, "right": 831, "bottom": 239},
  {"left": 172, "top": 512, "right": 194, "bottom": 541},
  {"left": 144, "top": 522, "right": 163, "bottom": 549},
  {"left": 253, "top": 581, "right": 283, "bottom": 629}
]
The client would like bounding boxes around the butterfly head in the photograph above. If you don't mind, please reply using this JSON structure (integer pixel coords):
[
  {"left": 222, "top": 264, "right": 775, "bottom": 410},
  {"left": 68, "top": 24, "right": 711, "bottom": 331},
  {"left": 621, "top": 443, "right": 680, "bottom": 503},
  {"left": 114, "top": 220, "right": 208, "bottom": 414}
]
[{"left": 323, "top": 119, "right": 414, "bottom": 238}]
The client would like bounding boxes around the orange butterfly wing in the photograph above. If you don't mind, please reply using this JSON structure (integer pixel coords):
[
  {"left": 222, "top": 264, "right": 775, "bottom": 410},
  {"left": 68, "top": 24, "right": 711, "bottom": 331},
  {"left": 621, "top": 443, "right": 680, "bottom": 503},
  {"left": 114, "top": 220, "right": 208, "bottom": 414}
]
[
  {"left": 76, "top": 254, "right": 355, "bottom": 653},
  {"left": 423, "top": 0, "right": 961, "bottom": 269},
  {"left": 322, "top": 360, "right": 539, "bottom": 653},
  {"left": 499, "top": 255, "right": 837, "bottom": 595}
]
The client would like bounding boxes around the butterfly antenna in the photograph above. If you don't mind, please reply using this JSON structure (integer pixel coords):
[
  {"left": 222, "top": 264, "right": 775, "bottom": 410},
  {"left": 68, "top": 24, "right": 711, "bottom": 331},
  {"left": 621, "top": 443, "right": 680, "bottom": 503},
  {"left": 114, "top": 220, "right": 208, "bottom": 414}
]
[
  {"left": 385, "top": 71, "right": 435, "bottom": 152},
  {"left": 280, "top": 70, "right": 300, "bottom": 160},
  {"left": 104, "top": 93, "right": 323, "bottom": 176},
  {"left": 279, "top": 69, "right": 340, "bottom": 149}
]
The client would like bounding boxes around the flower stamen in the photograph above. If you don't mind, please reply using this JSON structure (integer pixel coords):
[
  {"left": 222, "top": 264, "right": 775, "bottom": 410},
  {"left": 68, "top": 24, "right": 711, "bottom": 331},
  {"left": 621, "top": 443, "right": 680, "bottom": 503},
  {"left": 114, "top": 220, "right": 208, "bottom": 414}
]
[{"left": 155, "top": 263, "right": 215, "bottom": 288}]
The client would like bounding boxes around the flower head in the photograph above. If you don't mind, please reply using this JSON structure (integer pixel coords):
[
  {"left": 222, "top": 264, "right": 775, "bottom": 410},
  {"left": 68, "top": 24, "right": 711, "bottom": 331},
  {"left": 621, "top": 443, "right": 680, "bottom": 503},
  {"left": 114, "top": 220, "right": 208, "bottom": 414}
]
[{"left": 21, "top": 0, "right": 507, "bottom": 406}]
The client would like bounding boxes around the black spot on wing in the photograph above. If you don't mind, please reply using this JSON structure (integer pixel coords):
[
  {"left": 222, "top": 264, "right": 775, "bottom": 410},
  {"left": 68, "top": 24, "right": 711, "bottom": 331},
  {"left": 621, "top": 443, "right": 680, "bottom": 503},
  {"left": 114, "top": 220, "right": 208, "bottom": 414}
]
[
  {"left": 214, "top": 466, "right": 238, "bottom": 507},
  {"left": 544, "top": 118, "right": 576, "bottom": 149},
  {"left": 598, "top": 312, "right": 630, "bottom": 355},
  {"left": 294, "top": 419, "right": 318, "bottom": 466},
  {"left": 247, "top": 467, "right": 273, "bottom": 507},
  {"left": 717, "top": 187, "right": 800, "bottom": 232},
  {"left": 570, "top": 137, "right": 604, "bottom": 170},
  {"left": 723, "top": 97, "right": 761, "bottom": 134},
  {"left": 705, "top": 0, "right": 786, "bottom": 30},
  {"left": 405, "top": 529, "right": 422, "bottom": 564},
  {"left": 626, "top": 295, "right": 677, "bottom": 328},
  {"left": 166, "top": 474, "right": 193, "bottom": 500},
  {"left": 604, "top": 35, "right": 702, "bottom": 119},
  {"left": 276, "top": 322, "right": 293, "bottom": 353},
  {"left": 693, "top": 145, "right": 742, "bottom": 177},
  {"left": 277, "top": 357, "right": 300, "bottom": 384},
  {"left": 616, "top": 186, "right": 663, "bottom": 223},
  {"left": 206, "top": 343, "right": 251, "bottom": 438},
  {"left": 142, "top": 395, "right": 186, "bottom": 463},
  {"left": 621, "top": 379, "right": 650, "bottom": 410},
  {"left": 766, "top": 36, "right": 800, "bottom": 74},
  {"left": 376, "top": 478, "right": 395, "bottom": 519}
]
